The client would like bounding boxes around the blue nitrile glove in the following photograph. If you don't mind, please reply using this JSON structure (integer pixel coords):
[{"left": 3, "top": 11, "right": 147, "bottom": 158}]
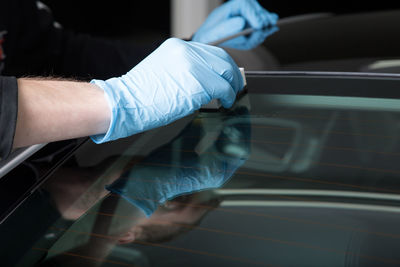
[
  {"left": 192, "top": 0, "right": 279, "bottom": 50},
  {"left": 106, "top": 106, "right": 251, "bottom": 216},
  {"left": 90, "top": 38, "right": 244, "bottom": 144}
]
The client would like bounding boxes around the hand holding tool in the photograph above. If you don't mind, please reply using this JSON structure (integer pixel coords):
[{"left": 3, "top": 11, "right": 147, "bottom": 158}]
[{"left": 192, "top": 0, "right": 279, "bottom": 50}]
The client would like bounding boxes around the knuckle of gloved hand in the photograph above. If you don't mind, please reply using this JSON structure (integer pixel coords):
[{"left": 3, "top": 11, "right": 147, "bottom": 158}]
[
  {"left": 163, "top": 37, "right": 189, "bottom": 55},
  {"left": 234, "top": 0, "right": 249, "bottom": 4},
  {"left": 161, "top": 38, "right": 198, "bottom": 71},
  {"left": 214, "top": 46, "right": 234, "bottom": 63}
]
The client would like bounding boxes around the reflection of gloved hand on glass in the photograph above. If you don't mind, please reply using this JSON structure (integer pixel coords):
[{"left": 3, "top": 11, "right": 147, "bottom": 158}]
[
  {"left": 106, "top": 106, "right": 251, "bottom": 217},
  {"left": 192, "top": 0, "right": 279, "bottom": 50}
]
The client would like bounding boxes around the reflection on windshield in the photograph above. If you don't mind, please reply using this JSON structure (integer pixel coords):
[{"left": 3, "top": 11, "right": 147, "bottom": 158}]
[
  {"left": 106, "top": 107, "right": 250, "bottom": 217},
  {"left": 5, "top": 93, "right": 400, "bottom": 267},
  {"left": 34, "top": 105, "right": 251, "bottom": 266}
]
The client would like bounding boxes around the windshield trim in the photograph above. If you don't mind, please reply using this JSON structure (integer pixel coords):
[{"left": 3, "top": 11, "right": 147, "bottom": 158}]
[
  {"left": 0, "top": 144, "right": 47, "bottom": 179},
  {"left": 245, "top": 71, "right": 400, "bottom": 99},
  {"left": 246, "top": 71, "right": 400, "bottom": 78}
]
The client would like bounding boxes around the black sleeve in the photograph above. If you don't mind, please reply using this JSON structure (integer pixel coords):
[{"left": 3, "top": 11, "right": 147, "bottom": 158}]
[
  {"left": 0, "top": 76, "right": 18, "bottom": 160},
  {"left": 2, "top": 0, "right": 163, "bottom": 81}
]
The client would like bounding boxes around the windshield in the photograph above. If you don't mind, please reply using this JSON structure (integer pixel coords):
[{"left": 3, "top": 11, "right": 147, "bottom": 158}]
[{"left": 2, "top": 74, "right": 400, "bottom": 267}]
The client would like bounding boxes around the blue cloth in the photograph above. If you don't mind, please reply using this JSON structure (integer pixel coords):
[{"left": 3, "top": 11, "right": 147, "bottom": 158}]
[
  {"left": 90, "top": 38, "right": 244, "bottom": 144},
  {"left": 193, "top": 0, "right": 279, "bottom": 50}
]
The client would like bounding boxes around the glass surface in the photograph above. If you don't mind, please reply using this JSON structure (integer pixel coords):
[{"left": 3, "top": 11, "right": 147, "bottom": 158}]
[{"left": 3, "top": 88, "right": 400, "bottom": 267}]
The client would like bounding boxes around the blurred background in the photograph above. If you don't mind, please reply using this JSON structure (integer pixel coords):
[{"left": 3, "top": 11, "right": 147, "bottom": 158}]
[
  {"left": 40, "top": 0, "right": 400, "bottom": 40},
  {"left": 39, "top": 0, "right": 400, "bottom": 73}
]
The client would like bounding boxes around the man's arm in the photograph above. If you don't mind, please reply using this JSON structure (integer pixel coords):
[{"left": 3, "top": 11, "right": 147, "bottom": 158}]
[
  {"left": 13, "top": 78, "right": 110, "bottom": 148},
  {"left": 6, "top": 37, "right": 243, "bottom": 157}
]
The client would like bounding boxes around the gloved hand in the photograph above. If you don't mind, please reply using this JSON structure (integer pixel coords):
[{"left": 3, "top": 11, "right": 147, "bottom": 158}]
[
  {"left": 105, "top": 106, "right": 251, "bottom": 216},
  {"left": 192, "top": 0, "right": 279, "bottom": 50},
  {"left": 90, "top": 38, "right": 244, "bottom": 144}
]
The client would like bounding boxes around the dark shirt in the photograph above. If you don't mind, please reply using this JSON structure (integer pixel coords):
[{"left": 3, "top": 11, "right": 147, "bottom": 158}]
[
  {"left": 0, "top": 0, "right": 162, "bottom": 159},
  {"left": 0, "top": 76, "right": 17, "bottom": 159}
]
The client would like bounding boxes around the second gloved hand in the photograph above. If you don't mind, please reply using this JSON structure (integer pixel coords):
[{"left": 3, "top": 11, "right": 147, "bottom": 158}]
[
  {"left": 192, "top": 0, "right": 279, "bottom": 50},
  {"left": 90, "top": 38, "right": 244, "bottom": 144}
]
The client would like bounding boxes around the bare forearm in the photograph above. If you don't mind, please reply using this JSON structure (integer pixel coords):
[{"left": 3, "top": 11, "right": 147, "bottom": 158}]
[{"left": 13, "top": 78, "right": 110, "bottom": 148}]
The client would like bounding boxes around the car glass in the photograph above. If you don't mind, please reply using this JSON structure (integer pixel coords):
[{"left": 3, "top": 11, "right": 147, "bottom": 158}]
[{"left": 3, "top": 74, "right": 400, "bottom": 267}]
